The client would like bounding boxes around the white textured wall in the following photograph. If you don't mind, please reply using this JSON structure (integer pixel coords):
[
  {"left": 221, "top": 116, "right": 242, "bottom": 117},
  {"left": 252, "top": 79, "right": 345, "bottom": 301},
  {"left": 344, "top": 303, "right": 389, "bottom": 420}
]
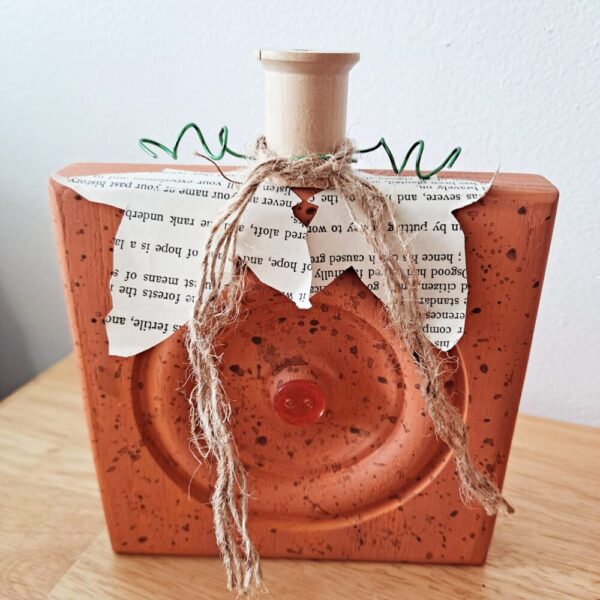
[{"left": 1, "top": 1, "right": 598, "bottom": 424}]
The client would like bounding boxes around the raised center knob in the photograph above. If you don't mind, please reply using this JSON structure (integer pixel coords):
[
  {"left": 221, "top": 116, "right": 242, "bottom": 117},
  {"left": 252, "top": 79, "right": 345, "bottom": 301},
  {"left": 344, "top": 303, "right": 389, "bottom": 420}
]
[{"left": 273, "top": 380, "right": 326, "bottom": 425}]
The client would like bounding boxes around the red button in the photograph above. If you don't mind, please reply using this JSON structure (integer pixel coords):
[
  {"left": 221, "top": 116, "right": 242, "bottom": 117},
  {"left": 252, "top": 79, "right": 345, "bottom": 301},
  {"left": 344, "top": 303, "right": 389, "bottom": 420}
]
[{"left": 273, "top": 380, "right": 326, "bottom": 426}]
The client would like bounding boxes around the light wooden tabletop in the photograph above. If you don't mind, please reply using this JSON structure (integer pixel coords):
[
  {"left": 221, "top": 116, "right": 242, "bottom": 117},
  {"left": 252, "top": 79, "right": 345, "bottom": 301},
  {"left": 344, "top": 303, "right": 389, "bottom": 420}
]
[{"left": 1, "top": 356, "right": 598, "bottom": 599}]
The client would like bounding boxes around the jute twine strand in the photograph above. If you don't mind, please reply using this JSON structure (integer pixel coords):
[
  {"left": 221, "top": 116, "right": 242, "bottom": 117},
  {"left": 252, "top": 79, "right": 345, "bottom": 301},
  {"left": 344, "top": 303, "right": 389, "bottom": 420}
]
[{"left": 186, "top": 138, "right": 513, "bottom": 595}]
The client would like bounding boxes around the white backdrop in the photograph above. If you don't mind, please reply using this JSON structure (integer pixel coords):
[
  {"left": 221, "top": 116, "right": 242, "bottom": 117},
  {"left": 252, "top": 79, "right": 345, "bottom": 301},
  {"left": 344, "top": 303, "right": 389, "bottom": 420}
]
[{"left": 1, "top": 1, "right": 598, "bottom": 424}]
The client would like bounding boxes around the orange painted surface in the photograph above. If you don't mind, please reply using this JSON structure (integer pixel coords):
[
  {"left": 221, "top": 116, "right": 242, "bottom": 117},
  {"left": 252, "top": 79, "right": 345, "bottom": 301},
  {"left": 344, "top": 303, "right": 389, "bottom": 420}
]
[{"left": 49, "top": 165, "right": 557, "bottom": 563}]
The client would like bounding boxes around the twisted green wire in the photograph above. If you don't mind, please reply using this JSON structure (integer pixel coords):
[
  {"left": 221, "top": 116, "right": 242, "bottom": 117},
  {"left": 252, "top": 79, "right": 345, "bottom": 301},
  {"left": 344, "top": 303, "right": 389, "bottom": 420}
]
[
  {"left": 356, "top": 138, "right": 461, "bottom": 179},
  {"left": 138, "top": 123, "right": 461, "bottom": 180},
  {"left": 139, "top": 123, "right": 246, "bottom": 161}
]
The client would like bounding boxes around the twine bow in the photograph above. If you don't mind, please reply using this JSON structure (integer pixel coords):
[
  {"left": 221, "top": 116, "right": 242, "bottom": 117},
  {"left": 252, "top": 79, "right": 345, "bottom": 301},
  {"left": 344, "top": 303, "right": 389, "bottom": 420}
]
[{"left": 186, "top": 138, "right": 513, "bottom": 595}]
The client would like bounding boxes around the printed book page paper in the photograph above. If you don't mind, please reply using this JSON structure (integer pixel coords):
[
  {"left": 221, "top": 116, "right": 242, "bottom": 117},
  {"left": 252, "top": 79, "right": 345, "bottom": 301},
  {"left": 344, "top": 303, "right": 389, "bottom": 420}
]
[
  {"left": 53, "top": 169, "right": 490, "bottom": 355},
  {"left": 308, "top": 173, "right": 491, "bottom": 349}
]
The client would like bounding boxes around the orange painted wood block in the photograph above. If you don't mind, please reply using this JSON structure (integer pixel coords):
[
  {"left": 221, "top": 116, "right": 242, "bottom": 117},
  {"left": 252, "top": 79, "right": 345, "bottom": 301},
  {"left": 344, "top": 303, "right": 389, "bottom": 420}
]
[{"left": 49, "top": 164, "right": 557, "bottom": 564}]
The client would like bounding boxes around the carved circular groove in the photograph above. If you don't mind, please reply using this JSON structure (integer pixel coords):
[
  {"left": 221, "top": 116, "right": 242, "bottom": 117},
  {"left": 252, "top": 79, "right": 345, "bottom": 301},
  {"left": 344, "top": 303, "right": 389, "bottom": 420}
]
[{"left": 132, "top": 282, "right": 468, "bottom": 531}]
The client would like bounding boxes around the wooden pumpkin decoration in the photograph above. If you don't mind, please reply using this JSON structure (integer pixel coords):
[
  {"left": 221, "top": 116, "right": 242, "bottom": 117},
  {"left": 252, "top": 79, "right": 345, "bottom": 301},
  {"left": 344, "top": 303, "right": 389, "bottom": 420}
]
[{"left": 49, "top": 51, "right": 557, "bottom": 574}]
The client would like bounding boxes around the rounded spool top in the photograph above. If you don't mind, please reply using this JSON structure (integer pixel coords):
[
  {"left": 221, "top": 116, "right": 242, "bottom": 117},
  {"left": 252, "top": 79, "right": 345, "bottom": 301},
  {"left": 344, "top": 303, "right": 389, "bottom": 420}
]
[{"left": 256, "top": 49, "right": 360, "bottom": 156}]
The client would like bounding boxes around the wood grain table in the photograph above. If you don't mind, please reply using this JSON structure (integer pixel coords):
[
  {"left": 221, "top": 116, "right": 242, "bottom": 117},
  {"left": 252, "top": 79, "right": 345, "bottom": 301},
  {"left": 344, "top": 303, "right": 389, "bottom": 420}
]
[{"left": 1, "top": 356, "right": 598, "bottom": 599}]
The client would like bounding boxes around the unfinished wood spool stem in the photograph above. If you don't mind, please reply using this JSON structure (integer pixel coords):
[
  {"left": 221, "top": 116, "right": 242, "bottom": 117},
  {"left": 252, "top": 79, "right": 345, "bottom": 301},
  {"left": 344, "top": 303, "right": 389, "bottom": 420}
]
[{"left": 256, "top": 49, "right": 360, "bottom": 156}]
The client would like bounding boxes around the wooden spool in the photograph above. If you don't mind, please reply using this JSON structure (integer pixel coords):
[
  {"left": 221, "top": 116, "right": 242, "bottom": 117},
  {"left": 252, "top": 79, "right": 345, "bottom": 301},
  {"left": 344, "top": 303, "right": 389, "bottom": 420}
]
[
  {"left": 257, "top": 49, "right": 359, "bottom": 155},
  {"left": 49, "top": 50, "right": 558, "bottom": 565}
]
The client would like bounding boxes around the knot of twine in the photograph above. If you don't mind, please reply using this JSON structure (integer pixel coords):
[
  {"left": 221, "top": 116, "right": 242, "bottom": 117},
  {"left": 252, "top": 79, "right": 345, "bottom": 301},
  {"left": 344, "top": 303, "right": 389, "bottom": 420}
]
[{"left": 186, "top": 137, "right": 513, "bottom": 595}]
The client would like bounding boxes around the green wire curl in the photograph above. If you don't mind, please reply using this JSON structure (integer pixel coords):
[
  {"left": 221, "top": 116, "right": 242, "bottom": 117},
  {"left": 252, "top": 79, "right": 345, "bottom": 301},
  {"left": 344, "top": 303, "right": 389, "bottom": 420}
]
[
  {"left": 138, "top": 123, "right": 461, "bottom": 180},
  {"left": 139, "top": 123, "right": 246, "bottom": 162},
  {"left": 356, "top": 138, "right": 461, "bottom": 180}
]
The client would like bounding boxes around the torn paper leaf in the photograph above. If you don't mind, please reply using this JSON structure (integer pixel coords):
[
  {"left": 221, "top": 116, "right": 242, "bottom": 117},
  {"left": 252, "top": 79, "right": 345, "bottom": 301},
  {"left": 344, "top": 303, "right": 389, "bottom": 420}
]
[
  {"left": 308, "top": 173, "right": 491, "bottom": 350},
  {"left": 53, "top": 169, "right": 490, "bottom": 356},
  {"left": 238, "top": 185, "right": 312, "bottom": 309},
  {"left": 53, "top": 170, "right": 311, "bottom": 354}
]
